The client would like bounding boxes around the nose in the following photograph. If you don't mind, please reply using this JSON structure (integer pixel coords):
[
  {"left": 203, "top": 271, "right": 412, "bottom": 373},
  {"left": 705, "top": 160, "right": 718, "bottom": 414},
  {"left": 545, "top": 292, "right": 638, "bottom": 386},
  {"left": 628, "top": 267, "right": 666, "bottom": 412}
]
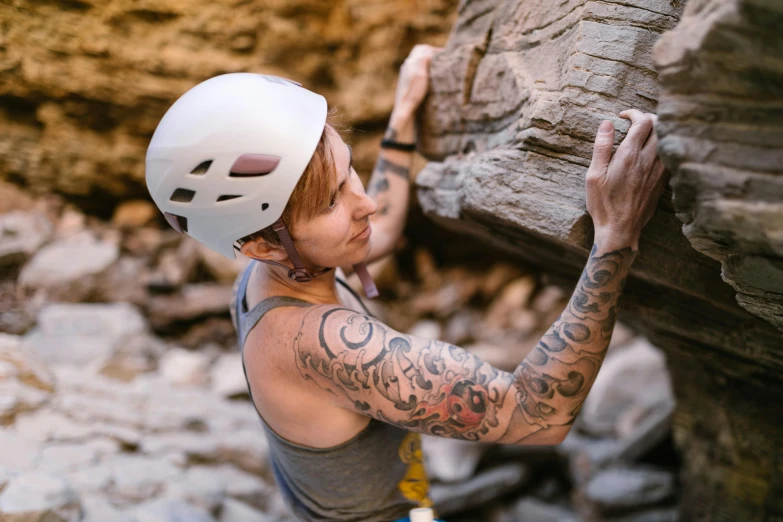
[{"left": 351, "top": 176, "right": 378, "bottom": 219}]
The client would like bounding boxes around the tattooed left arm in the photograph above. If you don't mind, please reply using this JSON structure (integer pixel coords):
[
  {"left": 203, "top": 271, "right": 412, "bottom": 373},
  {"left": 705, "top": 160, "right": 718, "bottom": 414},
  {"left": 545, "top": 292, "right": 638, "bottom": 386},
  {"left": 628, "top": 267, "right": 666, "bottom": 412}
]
[{"left": 500, "top": 239, "right": 637, "bottom": 444}]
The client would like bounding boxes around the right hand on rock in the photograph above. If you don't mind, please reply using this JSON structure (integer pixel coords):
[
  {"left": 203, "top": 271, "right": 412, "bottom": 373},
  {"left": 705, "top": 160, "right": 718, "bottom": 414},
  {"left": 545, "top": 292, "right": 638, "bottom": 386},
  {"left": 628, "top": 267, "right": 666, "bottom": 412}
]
[
  {"left": 392, "top": 44, "right": 442, "bottom": 119},
  {"left": 585, "top": 110, "right": 669, "bottom": 250}
]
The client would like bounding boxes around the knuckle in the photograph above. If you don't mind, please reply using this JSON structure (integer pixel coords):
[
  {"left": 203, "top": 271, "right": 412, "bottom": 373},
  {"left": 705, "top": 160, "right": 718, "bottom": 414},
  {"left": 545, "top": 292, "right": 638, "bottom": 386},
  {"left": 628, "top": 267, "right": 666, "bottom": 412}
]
[
  {"left": 594, "top": 143, "right": 612, "bottom": 157},
  {"left": 636, "top": 115, "right": 652, "bottom": 128},
  {"left": 615, "top": 149, "right": 633, "bottom": 167},
  {"left": 642, "top": 156, "right": 655, "bottom": 174},
  {"left": 593, "top": 135, "right": 613, "bottom": 150}
]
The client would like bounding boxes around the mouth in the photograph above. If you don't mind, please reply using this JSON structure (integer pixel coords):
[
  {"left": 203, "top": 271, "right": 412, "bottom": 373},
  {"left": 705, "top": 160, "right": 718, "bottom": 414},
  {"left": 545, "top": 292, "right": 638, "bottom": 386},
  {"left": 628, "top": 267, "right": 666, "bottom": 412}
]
[{"left": 351, "top": 224, "right": 372, "bottom": 241}]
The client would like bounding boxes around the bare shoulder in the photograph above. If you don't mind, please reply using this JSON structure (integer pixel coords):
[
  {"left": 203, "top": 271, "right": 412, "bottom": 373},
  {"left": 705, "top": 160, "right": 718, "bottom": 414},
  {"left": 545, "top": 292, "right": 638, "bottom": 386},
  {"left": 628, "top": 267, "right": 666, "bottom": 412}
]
[{"left": 242, "top": 303, "right": 373, "bottom": 446}]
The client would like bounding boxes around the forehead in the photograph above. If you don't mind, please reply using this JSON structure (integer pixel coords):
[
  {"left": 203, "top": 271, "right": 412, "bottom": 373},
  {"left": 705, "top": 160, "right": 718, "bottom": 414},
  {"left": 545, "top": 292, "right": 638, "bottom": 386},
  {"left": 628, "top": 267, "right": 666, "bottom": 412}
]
[{"left": 326, "top": 128, "right": 350, "bottom": 171}]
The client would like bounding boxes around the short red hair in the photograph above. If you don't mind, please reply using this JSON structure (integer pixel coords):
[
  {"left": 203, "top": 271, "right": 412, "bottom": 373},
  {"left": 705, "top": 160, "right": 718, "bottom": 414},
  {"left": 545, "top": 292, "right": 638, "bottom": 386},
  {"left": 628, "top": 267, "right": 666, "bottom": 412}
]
[{"left": 238, "top": 108, "right": 344, "bottom": 248}]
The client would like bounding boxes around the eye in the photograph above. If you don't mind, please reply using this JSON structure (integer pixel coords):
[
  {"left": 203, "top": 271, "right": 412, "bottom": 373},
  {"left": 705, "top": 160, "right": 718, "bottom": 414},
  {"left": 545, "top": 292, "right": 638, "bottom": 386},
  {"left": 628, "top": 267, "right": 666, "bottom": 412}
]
[{"left": 327, "top": 181, "right": 347, "bottom": 210}]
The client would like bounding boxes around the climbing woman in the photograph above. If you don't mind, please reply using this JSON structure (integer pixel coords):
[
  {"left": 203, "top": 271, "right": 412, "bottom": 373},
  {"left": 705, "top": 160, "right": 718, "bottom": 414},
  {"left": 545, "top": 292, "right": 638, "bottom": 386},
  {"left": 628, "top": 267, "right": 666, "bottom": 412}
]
[{"left": 145, "top": 44, "right": 668, "bottom": 522}]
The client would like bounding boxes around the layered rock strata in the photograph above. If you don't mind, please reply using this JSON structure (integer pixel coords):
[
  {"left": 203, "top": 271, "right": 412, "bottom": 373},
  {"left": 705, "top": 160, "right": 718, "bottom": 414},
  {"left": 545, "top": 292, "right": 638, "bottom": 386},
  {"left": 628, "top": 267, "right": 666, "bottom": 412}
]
[
  {"left": 652, "top": 0, "right": 783, "bottom": 518},
  {"left": 416, "top": 0, "right": 783, "bottom": 519},
  {"left": 0, "top": 0, "right": 456, "bottom": 211}
]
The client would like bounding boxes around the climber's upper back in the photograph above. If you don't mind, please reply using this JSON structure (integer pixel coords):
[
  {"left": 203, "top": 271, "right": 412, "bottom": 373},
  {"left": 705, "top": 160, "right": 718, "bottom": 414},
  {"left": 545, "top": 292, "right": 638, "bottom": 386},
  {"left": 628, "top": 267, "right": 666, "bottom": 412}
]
[{"left": 235, "top": 262, "right": 376, "bottom": 448}]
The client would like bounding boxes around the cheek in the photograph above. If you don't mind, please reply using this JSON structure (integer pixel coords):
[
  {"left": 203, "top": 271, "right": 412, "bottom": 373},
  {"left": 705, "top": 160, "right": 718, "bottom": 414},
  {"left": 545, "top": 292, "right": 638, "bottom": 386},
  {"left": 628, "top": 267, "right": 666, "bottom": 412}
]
[
  {"left": 334, "top": 207, "right": 354, "bottom": 242},
  {"left": 311, "top": 209, "right": 352, "bottom": 247}
]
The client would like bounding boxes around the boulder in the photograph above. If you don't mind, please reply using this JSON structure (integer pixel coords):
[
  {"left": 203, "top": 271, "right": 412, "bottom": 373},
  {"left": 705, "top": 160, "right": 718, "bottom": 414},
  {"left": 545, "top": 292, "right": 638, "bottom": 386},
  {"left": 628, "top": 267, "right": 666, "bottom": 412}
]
[
  {"left": 146, "top": 283, "right": 233, "bottom": 327},
  {"left": 0, "top": 470, "right": 82, "bottom": 522},
  {"left": 131, "top": 497, "right": 216, "bottom": 522},
  {"left": 165, "top": 465, "right": 227, "bottom": 513},
  {"left": 0, "top": 431, "right": 41, "bottom": 473},
  {"left": 158, "top": 348, "right": 211, "bottom": 388},
  {"left": 197, "top": 242, "right": 251, "bottom": 284},
  {"left": 421, "top": 434, "right": 491, "bottom": 483},
  {"left": 95, "top": 256, "right": 150, "bottom": 305},
  {"left": 580, "top": 338, "right": 674, "bottom": 438},
  {"left": 407, "top": 320, "right": 443, "bottom": 341},
  {"left": 651, "top": 2, "right": 783, "bottom": 516},
  {"left": 210, "top": 353, "right": 248, "bottom": 399},
  {"left": 430, "top": 462, "right": 530, "bottom": 517},
  {"left": 0, "top": 211, "right": 53, "bottom": 270},
  {"left": 111, "top": 200, "right": 157, "bottom": 228},
  {"left": 220, "top": 497, "right": 276, "bottom": 522},
  {"left": 80, "top": 494, "right": 136, "bottom": 522},
  {"left": 582, "top": 466, "right": 676, "bottom": 515},
  {"left": 0, "top": 334, "right": 55, "bottom": 424},
  {"left": 498, "top": 497, "right": 579, "bottom": 522},
  {"left": 144, "top": 238, "right": 200, "bottom": 292},
  {"left": 23, "top": 302, "right": 148, "bottom": 367},
  {"left": 416, "top": 0, "right": 783, "bottom": 517},
  {"left": 18, "top": 231, "right": 119, "bottom": 302},
  {"left": 653, "top": 0, "right": 783, "bottom": 331}
]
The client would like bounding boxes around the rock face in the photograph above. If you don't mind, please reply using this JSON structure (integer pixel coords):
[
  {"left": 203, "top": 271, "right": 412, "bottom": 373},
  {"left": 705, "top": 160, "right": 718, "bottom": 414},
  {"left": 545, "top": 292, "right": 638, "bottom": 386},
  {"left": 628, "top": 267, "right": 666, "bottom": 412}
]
[
  {"left": 652, "top": 1, "right": 783, "bottom": 519},
  {"left": 417, "top": 0, "right": 782, "bottom": 519},
  {"left": 654, "top": 0, "right": 783, "bottom": 332},
  {"left": 0, "top": 0, "right": 457, "bottom": 210}
]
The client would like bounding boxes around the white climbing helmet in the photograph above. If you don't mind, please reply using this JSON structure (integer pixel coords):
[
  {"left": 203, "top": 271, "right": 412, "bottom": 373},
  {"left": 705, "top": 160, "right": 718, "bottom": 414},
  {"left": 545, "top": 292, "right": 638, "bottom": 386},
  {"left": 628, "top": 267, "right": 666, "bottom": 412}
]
[
  {"left": 145, "top": 72, "right": 327, "bottom": 260},
  {"left": 145, "top": 73, "right": 379, "bottom": 297}
]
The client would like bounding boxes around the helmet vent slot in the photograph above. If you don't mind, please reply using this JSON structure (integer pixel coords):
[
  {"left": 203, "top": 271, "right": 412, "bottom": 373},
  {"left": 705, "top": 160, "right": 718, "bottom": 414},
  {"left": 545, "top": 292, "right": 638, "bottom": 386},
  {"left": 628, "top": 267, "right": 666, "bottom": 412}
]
[
  {"left": 170, "top": 188, "right": 196, "bottom": 203},
  {"left": 229, "top": 170, "right": 273, "bottom": 178},
  {"left": 230, "top": 154, "right": 280, "bottom": 177},
  {"left": 190, "top": 161, "right": 212, "bottom": 175},
  {"left": 163, "top": 212, "right": 188, "bottom": 234},
  {"left": 216, "top": 195, "right": 242, "bottom": 202},
  {"left": 261, "top": 203, "right": 269, "bottom": 211}
]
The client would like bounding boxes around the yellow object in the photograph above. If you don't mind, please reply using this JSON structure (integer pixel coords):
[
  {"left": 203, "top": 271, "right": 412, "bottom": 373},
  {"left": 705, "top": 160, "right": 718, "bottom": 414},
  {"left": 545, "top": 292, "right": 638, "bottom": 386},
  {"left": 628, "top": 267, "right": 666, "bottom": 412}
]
[{"left": 397, "top": 432, "right": 433, "bottom": 507}]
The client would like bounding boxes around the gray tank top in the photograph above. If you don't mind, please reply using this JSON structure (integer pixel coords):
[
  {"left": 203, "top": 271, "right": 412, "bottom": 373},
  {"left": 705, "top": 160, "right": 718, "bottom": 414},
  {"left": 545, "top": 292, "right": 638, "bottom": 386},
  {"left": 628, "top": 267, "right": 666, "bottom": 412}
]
[{"left": 233, "top": 262, "right": 433, "bottom": 522}]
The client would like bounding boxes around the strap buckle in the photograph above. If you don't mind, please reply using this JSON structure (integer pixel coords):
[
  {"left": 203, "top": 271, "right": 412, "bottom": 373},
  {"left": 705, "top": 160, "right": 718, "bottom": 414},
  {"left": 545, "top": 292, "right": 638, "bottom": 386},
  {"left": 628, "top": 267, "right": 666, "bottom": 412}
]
[{"left": 288, "top": 268, "right": 313, "bottom": 282}]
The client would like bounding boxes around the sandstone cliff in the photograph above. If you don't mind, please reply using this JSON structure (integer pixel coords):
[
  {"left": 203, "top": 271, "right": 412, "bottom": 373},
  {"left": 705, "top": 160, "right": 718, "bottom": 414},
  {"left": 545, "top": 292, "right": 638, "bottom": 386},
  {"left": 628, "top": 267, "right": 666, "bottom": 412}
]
[
  {"left": 0, "top": 0, "right": 456, "bottom": 212},
  {"left": 417, "top": 0, "right": 782, "bottom": 519}
]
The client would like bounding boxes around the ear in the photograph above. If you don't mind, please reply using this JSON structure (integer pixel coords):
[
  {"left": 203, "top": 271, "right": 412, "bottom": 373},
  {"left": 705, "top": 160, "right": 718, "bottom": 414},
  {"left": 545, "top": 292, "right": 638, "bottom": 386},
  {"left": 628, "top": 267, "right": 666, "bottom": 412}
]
[{"left": 239, "top": 237, "right": 289, "bottom": 263}]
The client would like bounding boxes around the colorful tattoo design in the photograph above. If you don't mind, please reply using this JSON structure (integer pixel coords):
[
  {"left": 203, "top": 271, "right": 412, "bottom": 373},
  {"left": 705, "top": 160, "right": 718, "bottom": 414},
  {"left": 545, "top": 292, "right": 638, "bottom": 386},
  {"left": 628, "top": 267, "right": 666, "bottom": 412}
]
[{"left": 291, "top": 244, "right": 635, "bottom": 443}]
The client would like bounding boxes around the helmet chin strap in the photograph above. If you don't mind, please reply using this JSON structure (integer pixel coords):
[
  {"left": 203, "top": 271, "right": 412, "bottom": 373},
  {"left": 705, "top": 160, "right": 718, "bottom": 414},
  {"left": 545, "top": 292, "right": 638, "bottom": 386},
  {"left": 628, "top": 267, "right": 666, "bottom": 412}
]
[{"left": 270, "top": 217, "right": 379, "bottom": 299}]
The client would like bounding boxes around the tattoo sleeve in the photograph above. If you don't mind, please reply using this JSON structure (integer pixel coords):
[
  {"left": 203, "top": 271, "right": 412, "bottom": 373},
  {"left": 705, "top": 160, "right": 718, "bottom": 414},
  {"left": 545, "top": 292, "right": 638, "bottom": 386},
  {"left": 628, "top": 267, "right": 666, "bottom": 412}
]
[
  {"left": 367, "top": 127, "right": 411, "bottom": 216},
  {"left": 293, "top": 243, "right": 636, "bottom": 444},
  {"left": 500, "top": 243, "right": 636, "bottom": 443},
  {"left": 294, "top": 305, "right": 517, "bottom": 441}
]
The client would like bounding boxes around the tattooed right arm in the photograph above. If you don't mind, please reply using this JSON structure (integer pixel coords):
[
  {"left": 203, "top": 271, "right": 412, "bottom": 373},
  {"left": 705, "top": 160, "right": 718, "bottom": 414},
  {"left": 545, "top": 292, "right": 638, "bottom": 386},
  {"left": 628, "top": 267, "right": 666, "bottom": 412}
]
[{"left": 294, "top": 242, "right": 636, "bottom": 444}]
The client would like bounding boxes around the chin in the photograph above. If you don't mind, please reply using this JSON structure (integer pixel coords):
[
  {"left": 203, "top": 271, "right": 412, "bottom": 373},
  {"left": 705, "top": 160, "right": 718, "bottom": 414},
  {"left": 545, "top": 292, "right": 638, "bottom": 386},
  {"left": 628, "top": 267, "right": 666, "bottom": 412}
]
[
  {"left": 347, "top": 238, "right": 373, "bottom": 266},
  {"left": 315, "top": 240, "right": 372, "bottom": 270}
]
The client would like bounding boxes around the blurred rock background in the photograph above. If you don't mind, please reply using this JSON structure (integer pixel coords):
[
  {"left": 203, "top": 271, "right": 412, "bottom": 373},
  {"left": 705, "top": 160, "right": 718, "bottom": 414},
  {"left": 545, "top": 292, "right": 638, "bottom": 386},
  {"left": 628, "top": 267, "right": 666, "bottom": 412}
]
[
  {"left": 1, "top": 0, "right": 756, "bottom": 520},
  {"left": 0, "top": 190, "right": 680, "bottom": 521}
]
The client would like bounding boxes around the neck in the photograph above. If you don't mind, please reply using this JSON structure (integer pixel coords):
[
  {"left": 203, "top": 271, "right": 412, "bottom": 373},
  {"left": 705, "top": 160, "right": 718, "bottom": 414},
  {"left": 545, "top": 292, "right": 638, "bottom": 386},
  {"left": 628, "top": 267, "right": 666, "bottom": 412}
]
[{"left": 254, "top": 259, "right": 341, "bottom": 304}]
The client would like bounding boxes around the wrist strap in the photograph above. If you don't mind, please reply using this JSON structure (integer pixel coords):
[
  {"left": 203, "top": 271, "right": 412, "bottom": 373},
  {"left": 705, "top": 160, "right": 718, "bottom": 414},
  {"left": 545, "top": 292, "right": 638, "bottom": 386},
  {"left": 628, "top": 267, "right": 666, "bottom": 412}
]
[{"left": 380, "top": 139, "right": 415, "bottom": 152}]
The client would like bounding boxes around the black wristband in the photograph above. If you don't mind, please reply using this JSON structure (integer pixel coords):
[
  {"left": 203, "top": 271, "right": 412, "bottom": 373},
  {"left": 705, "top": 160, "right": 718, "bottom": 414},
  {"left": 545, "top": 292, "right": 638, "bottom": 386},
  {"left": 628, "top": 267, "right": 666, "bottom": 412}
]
[{"left": 380, "top": 139, "right": 416, "bottom": 152}]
